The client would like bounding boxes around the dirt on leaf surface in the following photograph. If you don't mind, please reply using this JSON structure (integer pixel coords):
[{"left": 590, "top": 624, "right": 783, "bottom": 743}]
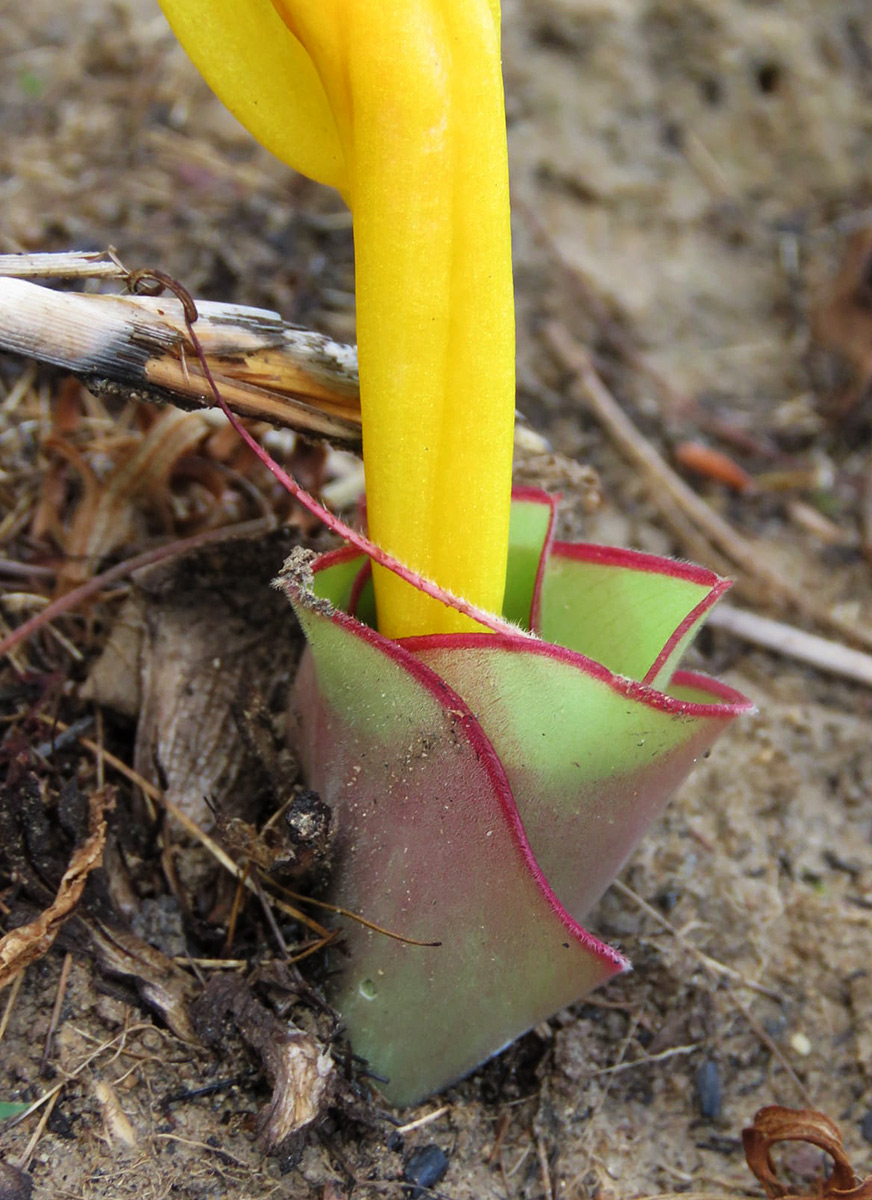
[{"left": 2, "top": 1, "right": 872, "bottom": 1198}]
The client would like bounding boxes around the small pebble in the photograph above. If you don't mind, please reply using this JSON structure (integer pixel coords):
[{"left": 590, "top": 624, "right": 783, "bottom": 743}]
[
  {"left": 403, "top": 1144, "right": 449, "bottom": 1198},
  {"left": 789, "top": 1032, "right": 812, "bottom": 1056},
  {"left": 695, "top": 1059, "right": 722, "bottom": 1121}
]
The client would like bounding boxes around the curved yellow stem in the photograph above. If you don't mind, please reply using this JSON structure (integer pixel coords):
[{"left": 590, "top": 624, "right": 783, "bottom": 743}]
[
  {"left": 160, "top": 0, "right": 515, "bottom": 637},
  {"left": 275, "top": 0, "right": 515, "bottom": 636}
]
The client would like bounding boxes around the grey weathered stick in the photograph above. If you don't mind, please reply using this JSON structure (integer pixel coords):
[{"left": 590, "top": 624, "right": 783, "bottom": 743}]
[
  {"left": 708, "top": 603, "right": 872, "bottom": 688},
  {"left": 0, "top": 274, "right": 362, "bottom": 450}
]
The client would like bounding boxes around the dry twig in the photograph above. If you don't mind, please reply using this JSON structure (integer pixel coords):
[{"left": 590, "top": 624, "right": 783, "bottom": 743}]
[
  {"left": 707, "top": 604, "right": 872, "bottom": 688},
  {"left": 40, "top": 950, "right": 73, "bottom": 1075}
]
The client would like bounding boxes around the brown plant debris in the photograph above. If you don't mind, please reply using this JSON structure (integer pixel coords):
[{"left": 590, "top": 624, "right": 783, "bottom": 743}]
[
  {"left": 86, "top": 921, "right": 201, "bottom": 1045},
  {"left": 213, "top": 788, "right": 333, "bottom": 881},
  {"left": 0, "top": 1161, "right": 32, "bottom": 1200},
  {"left": 48, "top": 406, "right": 208, "bottom": 592},
  {"left": 812, "top": 227, "right": 872, "bottom": 419},
  {"left": 83, "top": 529, "right": 308, "bottom": 832},
  {"left": 0, "top": 787, "right": 112, "bottom": 990},
  {"left": 92, "top": 1077, "right": 139, "bottom": 1152},
  {"left": 743, "top": 1106, "right": 872, "bottom": 1200},
  {"left": 193, "top": 974, "right": 334, "bottom": 1159}
]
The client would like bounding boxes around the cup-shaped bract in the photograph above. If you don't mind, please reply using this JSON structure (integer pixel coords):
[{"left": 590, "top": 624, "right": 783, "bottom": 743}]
[{"left": 280, "top": 491, "right": 752, "bottom": 1105}]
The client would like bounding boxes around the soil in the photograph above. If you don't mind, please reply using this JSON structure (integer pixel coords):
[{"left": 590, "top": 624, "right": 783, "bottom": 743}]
[{"left": 2, "top": 1, "right": 872, "bottom": 1198}]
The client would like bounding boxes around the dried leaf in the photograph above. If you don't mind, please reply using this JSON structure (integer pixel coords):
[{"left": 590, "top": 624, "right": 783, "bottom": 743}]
[
  {"left": 0, "top": 788, "right": 112, "bottom": 990},
  {"left": 193, "top": 975, "right": 333, "bottom": 1154},
  {"left": 743, "top": 1105, "right": 872, "bottom": 1200},
  {"left": 86, "top": 921, "right": 200, "bottom": 1044},
  {"left": 53, "top": 408, "right": 208, "bottom": 591},
  {"left": 80, "top": 592, "right": 145, "bottom": 718},
  {"left": 130, "top": 531, "right": 305, "bottom": 830}
]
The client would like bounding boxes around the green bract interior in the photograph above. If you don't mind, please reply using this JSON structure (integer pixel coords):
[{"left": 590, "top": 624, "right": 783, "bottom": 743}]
[
  {"left": 538, "top": 553, "right": 713, "bottom": 685},
  {"left": 312, "top": 495, "right": 720, "bottom": 692}
]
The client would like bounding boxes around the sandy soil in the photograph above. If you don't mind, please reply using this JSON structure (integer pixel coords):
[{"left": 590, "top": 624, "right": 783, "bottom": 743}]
[{"left": 1, "top": 1, "right": 872, "bottom": 1198}]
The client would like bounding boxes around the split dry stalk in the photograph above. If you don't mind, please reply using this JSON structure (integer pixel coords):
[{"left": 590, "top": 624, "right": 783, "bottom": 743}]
[{"left": 0, "top": 267, "right": 362, "bottom": 448}]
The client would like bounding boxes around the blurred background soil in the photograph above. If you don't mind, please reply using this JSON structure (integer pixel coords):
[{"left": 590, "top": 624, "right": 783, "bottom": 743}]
[{"left": 1, "top": 1, "right": 872, "bottom": 1197}]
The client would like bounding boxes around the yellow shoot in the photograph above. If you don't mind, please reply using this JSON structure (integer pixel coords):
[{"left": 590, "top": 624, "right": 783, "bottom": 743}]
[{"left": 159, "top": 0, "right": 515, "bottom": 637}]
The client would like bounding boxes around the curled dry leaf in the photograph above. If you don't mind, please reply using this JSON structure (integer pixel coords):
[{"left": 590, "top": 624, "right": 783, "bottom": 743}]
[
  {"left": 743, "top": 1105, "right": 872, "bottom": 1200},
  {"left": 0, "top": 787, "right": 113, "bottom": 990},
  {"left": 193, "top": 975, "right": 334, "bottom": 1156},
  {"left": 86, "top": 921, "right": 200, "bottom": 1045}
]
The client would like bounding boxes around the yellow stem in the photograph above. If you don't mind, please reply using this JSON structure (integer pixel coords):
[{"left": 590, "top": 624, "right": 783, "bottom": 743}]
[
  {"left": 159, "top": 0, "right": 515, "bottom": 637},
  {"left": 276, "top": 0, "right": 515, "bottom": 636}
]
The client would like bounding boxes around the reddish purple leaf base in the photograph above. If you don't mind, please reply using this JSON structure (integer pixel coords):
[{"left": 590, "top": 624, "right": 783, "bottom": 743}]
[{"left": 280, "top": 490, "right": 752, "bottom": 1105}]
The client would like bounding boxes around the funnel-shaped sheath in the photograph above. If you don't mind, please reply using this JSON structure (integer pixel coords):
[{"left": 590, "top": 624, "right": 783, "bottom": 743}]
[{"left": 280, "top": 489, "right": 752, "bottom": 1105}]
